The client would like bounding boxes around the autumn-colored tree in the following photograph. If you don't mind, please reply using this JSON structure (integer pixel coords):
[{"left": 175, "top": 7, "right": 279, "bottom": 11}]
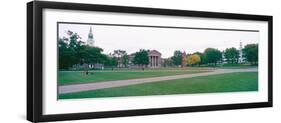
[{"left": 187, "top": 54, "right": 201, "bottom": 66}]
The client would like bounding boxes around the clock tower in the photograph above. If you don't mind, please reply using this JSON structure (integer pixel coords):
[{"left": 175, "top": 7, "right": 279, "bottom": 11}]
[{"left": 87, "top": 27, "right": 94, "bottom": 46}]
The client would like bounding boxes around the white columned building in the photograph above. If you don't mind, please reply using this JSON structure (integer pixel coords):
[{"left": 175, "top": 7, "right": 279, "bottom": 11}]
[{"left": 148, "top": 50, "right": 162, "bottom": 68}]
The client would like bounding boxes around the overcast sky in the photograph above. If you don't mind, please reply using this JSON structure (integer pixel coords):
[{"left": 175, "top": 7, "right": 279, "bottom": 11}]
[{"left": 58, "top": 23, "right": 259, "bottom": 58}]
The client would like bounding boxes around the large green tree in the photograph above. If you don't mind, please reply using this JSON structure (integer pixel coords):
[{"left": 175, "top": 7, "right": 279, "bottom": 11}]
[
  {"left": 113, "top": 49, "right": 128, "bottom": 68},
  {"left": 104, "top": 56, "right": 118, "bottom": 70},
  {"left": 204, "top": 48, "right": 222, "bottom": 66},
  {"left": 79, "top": 45, "right": 104, "bottom": 66},
  {"left": 171, "top": 50, "right": 183, "bottom": 66},
  {"left": 133, "top": 49, "right": 149, "bottom": 70},
  {"left": 121, "top": 54, "right": 129, "bottom": 67},
  {"left": 224, "top": 47, "right": 239, "bottom": 64},
  {"left": 58, "top": 31, "right": 83, "bottom": 69},
  {"left": 58, "top": 30, "right": 105, "bottom": 70},
  {"left": 243, "top": 44, "right": 258, "bottom": 65},
  {"left": 58, "top": 38, "right": 75, "bottom": 69},
  {"left": 163, "top": 58, "right": 173, "bottom": 67}
]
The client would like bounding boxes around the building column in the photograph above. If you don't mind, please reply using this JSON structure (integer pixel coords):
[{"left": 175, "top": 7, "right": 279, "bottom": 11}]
[
  {"left": 154, "top": 56, "right": 156, "bottom": 67},
  {"left": 152, "top": 56, "right": 154, "bottom": 67},
  {"left": 150, "top": 56, "right": 152, "bottom": 67},
  {"left": 152, "top": 56, "right": 155, "bottom": 67},
  {"left": 157, "top": 56, "right": 159, "bottom": 67},
  {"left": 156, "top": 56, "right": 158, "bottom": 66}
]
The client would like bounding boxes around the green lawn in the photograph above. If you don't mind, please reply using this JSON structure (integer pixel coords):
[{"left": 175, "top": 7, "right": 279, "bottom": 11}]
[
  {"left": 59, "top": 72, "right": 258, "bottom": 99},
  {"left": 219, "top": 63, "right": 257, "bottom": 69},
  {"left": 59, "top": 69, "right": 209, "bottom": 85}
]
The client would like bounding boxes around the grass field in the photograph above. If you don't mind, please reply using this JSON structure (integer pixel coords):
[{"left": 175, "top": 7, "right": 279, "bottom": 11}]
[
  {"left": 187, "top": 64, "right": 257, "bottom": 69},
  {"left": 219, "top": 63, "right": 257, "bottom": 69},
  {"left": 59, "top": 69, "right": 209, "bottom": 85},
  {"left": 59, "top": 72, "right": 258, "bottom": 99}
]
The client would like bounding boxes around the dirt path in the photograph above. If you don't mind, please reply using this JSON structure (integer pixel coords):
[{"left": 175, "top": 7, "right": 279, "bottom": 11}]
[{"left": 59, "top": 68, "right": 257, "bottom": 94}]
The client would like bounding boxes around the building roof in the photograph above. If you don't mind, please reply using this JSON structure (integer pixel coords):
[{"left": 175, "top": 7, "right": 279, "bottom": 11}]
[
  {"left": 129, "top": 50, "right": 162, "bottom": 57},
  {"left": 149, "top": 50, "right": 161, "bottom": 56}
]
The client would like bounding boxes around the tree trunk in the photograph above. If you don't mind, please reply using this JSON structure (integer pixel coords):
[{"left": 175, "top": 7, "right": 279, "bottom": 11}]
[{"left": 83, "top": 63, "right": 89, "bottom": 75}]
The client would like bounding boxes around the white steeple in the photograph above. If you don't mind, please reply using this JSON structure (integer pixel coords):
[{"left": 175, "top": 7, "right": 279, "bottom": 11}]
[
  {"left": 87, "top": 27, "right": 94, "bottom": 46},
  {"left": 238, "top": 42, "right": 243, "bottom": 63}
]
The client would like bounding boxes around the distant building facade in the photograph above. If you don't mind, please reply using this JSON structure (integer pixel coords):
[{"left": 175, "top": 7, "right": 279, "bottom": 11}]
[
  {"left": 128, "top": 50, "right": 163, "bottom": 68},
  {"left": 148, "top": 50, "right": 162, "bottom": 68}
]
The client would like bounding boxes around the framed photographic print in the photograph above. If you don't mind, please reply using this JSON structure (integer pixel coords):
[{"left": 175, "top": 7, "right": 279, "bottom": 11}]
[{"left": 27, "top": 1, "right": 273, "bottom": 122}]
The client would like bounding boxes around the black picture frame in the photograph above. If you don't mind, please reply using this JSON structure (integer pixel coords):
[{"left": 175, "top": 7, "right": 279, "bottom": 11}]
[{"left": 27, "top": 1, "right": 273, "bottom": 122}]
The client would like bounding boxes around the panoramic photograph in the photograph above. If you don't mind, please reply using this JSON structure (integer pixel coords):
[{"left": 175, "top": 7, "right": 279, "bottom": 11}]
[{"left": 57, "top": 22, "right": 259, "bottom": 100}]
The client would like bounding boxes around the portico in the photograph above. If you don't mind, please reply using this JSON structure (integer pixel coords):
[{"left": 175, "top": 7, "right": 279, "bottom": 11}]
[{"left": 149, "top": 50, "right": 162, "bottom": 68}]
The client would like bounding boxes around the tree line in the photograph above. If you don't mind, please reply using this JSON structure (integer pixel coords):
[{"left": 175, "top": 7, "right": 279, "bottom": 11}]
[
  {"left": 59, "top": 31, "right": 152, "bottom": 70},
  {"left": 59, "top": 30, "right": 258, "bottom": 70},
  {"left": 59, "top": 31, "right": 108, "bottom": 70},
  {"left": 166, "top": 44, "right": 258, "bottom": 67}
]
